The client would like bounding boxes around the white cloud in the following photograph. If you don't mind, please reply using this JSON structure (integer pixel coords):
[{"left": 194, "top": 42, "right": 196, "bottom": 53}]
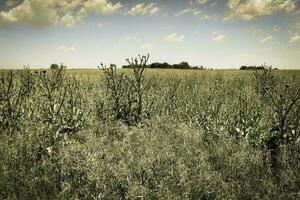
[
  {"left": 0, "top": 11, "right": 17, "bottom": 29},
  {"left": 125, "top": 32, "right": 140, "bottom": 41},
  {"left": 78, "top": 0, "right": 122, "bottom": 17},
  {"left": 210, "top": 1, "right": 218, "bottom": 7},
  {"left": 212, "top": 33, "right": 225, "bottom": 42},
  {"left": 175, "top": 8, "right": 201, "bottom": 17},
  {"left": 289, "top": 34, "right": 300, "bottom": 44},
  {"left": 272, "top": 25, "right": 280, "bottom": 32},
  {"left": 244, "top": 24, "right": 281, "bottom": 36},
  {"left": 175, "top": 8, "right": 217, "bottom": 21},
  {"left": 165, "top": 33, "right": 185, "bottom": 43},
  {"left": 60, "top": 13, "right": 77, "bottom": 27},
  {"left": 56, "top": 45, "right": 77, "bottom": 52},
  {"left": 0, "top": 0, "right": 59, "bottom": 29},
  {"left": 289, "top": 12, "right": 300, "bottom": 43},
  {"left": 195, "top": 0, "right": 209, "bottom": 4},
  {"left": 225, "top": 0, "right": 296, "bottom": 21},
  {"left": 261, "top": 36, "right": 273, "bottom": 43},
  {"left": 5, "top": 0, "right": 18, "bottom": 7},
  {"left": 141, "top": 43, "right": 153, "bottom": 50},
  {"left": 0, "top": 0, "right": 122, "bottom": 29},
  {"left": 128, "top": 3, "right": 159, "bottom": 16},
  {"left": 97, "top": 22, "right": 104, "bottom": 27}
]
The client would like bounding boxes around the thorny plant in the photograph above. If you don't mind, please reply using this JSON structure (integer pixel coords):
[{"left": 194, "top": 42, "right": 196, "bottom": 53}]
[
  {"left": 100, "top": 54, "right": 150, "bottom": 125},
  {"left": 0, "top": 62, "right": 299, "bottom": 199},
  {"left": 0, "top": 67, "right": 35, "bottom": 135},
  {"left": 253, "top": 65, "right": 278, "bottom": 99},
  {"left": 254, "top": 67, "right": 300, "bottom": 174},
  {"left": 35, "top": 65, "right": 87, "bottom": 137}
]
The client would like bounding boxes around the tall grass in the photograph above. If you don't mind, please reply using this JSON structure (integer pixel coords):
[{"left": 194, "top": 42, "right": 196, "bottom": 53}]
[{"left": 0, "top": 57, "right": 299, "bottom": 199}]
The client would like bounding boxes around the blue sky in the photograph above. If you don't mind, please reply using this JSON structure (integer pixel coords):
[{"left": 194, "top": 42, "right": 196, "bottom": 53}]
[{"left": 0, "top": 0, "right": 300, "bottom": 69}]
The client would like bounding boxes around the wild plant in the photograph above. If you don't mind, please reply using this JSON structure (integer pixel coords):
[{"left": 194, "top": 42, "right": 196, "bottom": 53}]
[
  {"left": 0, "top": 67, "right": 35, "bottom": 135},
  {"left": 253, "top": 65, "right": 277, "bottom": 99},
  {"left": 100, "top": 54, "right": 150, "bottom": 125},
  {"left": 55, "top": 77, "right": 88, "bottom": 136},
  {"left": 164, "top": 80, "right": 181, "bottom": 118},
  {"left": 265, "top": 83, "right": 300, "bottom": 173},
  {"left": 254, "top": 67, "right": 300, "bottom": 174},
  {"left": 35, "top": 65, "right": 87, "bottom": 137},
  {"left": 100, "top": 63, "right": 134, "bottom": 122},
  {"left": 35, "top": 65, "right": 65, "bottom": 120},
  {"left": 195, "top": 78, "right": 227, "bottom": 142},
  {"left": 229, "top": 92, "right": 264, "bottom": 145}
]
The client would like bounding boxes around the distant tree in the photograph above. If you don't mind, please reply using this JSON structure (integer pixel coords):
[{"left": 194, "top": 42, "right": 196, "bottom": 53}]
[
  {"left": 240, "top": 65, "right": 266, "bottom": 70},
  {"left": 50, "top": 64, "right": 59, "bottom": 69},
  {"left": 178, "top": 62, "right": 190, "bottom": 69},
  {"left": 122, "top": 61, "right": 203, "bottom": 70}
]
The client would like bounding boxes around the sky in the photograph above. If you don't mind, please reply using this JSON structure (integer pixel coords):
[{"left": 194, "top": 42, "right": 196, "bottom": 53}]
[{"left": 0, "top": 0, "right": 300, "bottom": 69}]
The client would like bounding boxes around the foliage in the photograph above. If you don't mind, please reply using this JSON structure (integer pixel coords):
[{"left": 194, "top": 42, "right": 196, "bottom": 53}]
[
  {"left": 254, "top": 67, "right": 300, "bottom": 174},
  {"left": 123, "top": 61, "right": 204, "bottom": 70},
  {"left": 0, "top": 59, "right": 299, "bottom": 199},
  {"left": 240, "top": 65, "right": 266, "bottom": 70},
  {"left": 99, "top": 54, "right": 151, "bottom": 125}
]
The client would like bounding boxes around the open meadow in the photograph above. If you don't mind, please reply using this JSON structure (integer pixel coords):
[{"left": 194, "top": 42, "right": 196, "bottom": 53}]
[
  {"left": 1, "top": 0, "right": 300, "bottom": 199},
  {"left": 0, "top": 63, "right": 299, "bottom": 199}
]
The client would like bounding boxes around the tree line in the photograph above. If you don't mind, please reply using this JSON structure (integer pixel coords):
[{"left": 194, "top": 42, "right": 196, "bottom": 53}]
[{"left": 122, "top": 61, "right": 204, "bottom": 70}]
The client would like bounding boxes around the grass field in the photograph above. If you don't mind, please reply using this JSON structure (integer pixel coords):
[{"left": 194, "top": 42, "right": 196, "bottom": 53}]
[{"left": 0, "top": 65, "right": 299, "bottom": 199}]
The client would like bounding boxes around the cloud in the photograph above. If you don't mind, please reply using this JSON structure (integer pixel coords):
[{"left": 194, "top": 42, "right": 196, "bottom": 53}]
[
  {"left": 125, "top": 32, "right": 140, "bottom": 41},
  {"left": 195, "top": 0, "right": 209, "bottom": 4},
  {"left": 97, "top": 22, "right": 104, "bottom": 27},
  {"left": 225, "top": 0, "right": 296, "bottom": 21},
  {"left": 0, "top": 0, "right": 59, "bottom": 29},
  {"left": 78, "top": 0, "right": 122, "bottom": 18},
  {"left": 271, "top": 25, "right": 280, "bottom": 32},
  {"left": 60, "top": 13, "right": 77, "bottom": 27},
  {"left": 289, "top": 11, "right": 300, "bottom": 43},
  {"left": 0, "top": 0, "right": 122, "bottom": 29},
  {"left": 141, "top": 43, "right": 153, "bottom": 50},
  {"left": 175, "top": 8, "right": 217, "bottom": 21},
  {"left": 128, "top": 3, "right": 159, "bottom": 16},
  {"left": 56, "top": 45, "right": 77, "bottom": 52},
  {"left": 212, "top": 33, "right": 225, "bottom": 42},
  {"left": 165, "top": 33, "right": 185, "bottom": 42},
  {"left": 175, "top": 8, "right": 193, "bottom": 17},
  {"left": 244, "top": 24, "right": 281, "bottom": 36},
  {"left": 210, "top": 1, "right": 218, "bottom": 7},
  {"left": 261, "top": 35, "right": 273, "bottom": 43},
  {"left": 5, "top": 0, "right": 18, "bottom": 7},
  {"left": 0, "top": 11, "right": 17, "bottom": 29},
  {"left": 289, "top": 34, "right": 300, "bottom": 44}
]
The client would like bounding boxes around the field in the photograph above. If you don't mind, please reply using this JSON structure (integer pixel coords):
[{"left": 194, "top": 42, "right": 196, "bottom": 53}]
[{"left": 0, "top": 63, "right": 300, "bottom": 199}]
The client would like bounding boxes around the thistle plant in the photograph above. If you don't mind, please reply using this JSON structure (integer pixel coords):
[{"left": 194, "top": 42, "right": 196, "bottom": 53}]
[
  {"left": 100, "top": 54, "right": 150, "bottom": 125},
  {"left": 0, "top": 67, "right": 35, "bottom": 135},
  {"left": 254, "top": 67, "right": 300, "bottom": 174}
]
